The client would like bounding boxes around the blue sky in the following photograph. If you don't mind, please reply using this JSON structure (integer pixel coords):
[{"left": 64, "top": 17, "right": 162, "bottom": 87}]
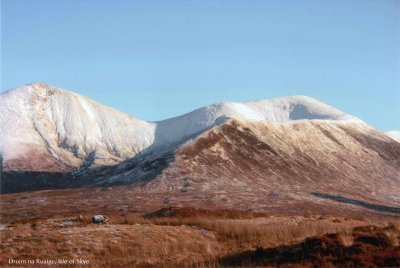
[{"left": 1, "top": 0, "right": 399, "bottom": 131}]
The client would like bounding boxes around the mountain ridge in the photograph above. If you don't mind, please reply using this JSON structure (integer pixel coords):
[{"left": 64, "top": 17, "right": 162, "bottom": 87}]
[{"left": 0, "top": 83, "right": 365, "bottom": 173}]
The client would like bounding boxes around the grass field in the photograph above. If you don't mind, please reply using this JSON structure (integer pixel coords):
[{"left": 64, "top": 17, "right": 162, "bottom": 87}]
[{"left": 1, "top": 207, "right": 399, "bottom": 267}]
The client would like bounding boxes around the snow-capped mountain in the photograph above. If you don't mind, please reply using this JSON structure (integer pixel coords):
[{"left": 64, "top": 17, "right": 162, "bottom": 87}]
[
  {"left": 0, "top": 83, "right": 363, "bottom": 172},
  {"left": 2, "top": 83, "right": 399, "bottom": 197},
  {"left": 386, "top": 131, "right": 400, "bottom": 143},
  {"left": 0, "top": 83, "right": 155, "bottom": 172}
]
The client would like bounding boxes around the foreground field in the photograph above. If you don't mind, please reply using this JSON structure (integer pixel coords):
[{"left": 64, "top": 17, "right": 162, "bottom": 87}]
[{"left": 1, "top": 206, "right": 399, "bottom": 267}]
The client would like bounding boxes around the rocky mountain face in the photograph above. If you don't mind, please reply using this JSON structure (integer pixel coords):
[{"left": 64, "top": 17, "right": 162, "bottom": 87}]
[{"left": 1, "top": 83, "right": 399, "bottom": 213}]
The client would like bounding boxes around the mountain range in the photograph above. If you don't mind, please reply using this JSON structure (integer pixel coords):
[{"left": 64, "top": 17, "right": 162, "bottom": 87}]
[
  {"left": 0, "top": 83, "right": 365, "bottom": 172},
  {"left": 1, "top": 83, "right": 399, "bottom": 216}
]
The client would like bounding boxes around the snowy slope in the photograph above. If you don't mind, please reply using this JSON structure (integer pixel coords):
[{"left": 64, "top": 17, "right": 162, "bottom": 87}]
[
  {"left": 385, "top": 131, "right": 400, "bottom": 142},
  {"left": 0, "top": 83, "right": 364, "bottom": 171},
  {"left": 0, "top": 83, "right": 155, "bottom": 171},
  {"left": 153, "top": 97, "right": 362, "bottom": 148},
  {"left": 246, "top": 96, "right": 360, "bottom": 122}
]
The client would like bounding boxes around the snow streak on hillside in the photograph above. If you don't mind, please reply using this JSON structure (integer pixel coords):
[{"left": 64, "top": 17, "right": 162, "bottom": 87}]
[{"left": 386, "top": 131, "right": 400, "bottom": 142}]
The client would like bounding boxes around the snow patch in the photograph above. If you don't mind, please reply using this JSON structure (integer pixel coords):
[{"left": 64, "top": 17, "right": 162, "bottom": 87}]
[{"left": 385, "top": 130, "right": 400, "bottom": 143}]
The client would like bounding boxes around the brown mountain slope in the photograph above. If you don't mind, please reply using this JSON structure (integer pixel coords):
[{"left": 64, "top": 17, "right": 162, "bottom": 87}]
[{"left": 139, "top": 119, "right": 400, "bottom": 215}]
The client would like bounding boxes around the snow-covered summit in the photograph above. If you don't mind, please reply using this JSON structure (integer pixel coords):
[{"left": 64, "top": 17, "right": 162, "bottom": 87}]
[
  {"left": 246, "top": 95, "right": 360, "bottom": 122},
  {"left": 0, "top": 83, "right": 155, "bottom": 170},
  {"left": 153, "top": 95, "right": 362, "bottom": 145},
  {"left": 0, "top": 83, "right": 363, "bottom": 171}
]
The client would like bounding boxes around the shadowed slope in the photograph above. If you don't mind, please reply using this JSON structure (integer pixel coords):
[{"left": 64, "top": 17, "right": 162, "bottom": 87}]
[{"left": 1, "top": 120, "right": 399, "bottom": 223}]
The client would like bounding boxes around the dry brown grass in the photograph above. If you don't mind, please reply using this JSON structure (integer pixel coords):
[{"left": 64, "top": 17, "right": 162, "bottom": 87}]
[
  {"left": 2, "top": 207, "right": 395, "bottom": 268},
  {"left": 149, "top": 214, "right": 369, "bottom": 250},
  {"left": 0, "top": 219, "right": 221, "bottom": 268},
  {"left": 217, "top": 224, "right": 400, "bottom": 267}
]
